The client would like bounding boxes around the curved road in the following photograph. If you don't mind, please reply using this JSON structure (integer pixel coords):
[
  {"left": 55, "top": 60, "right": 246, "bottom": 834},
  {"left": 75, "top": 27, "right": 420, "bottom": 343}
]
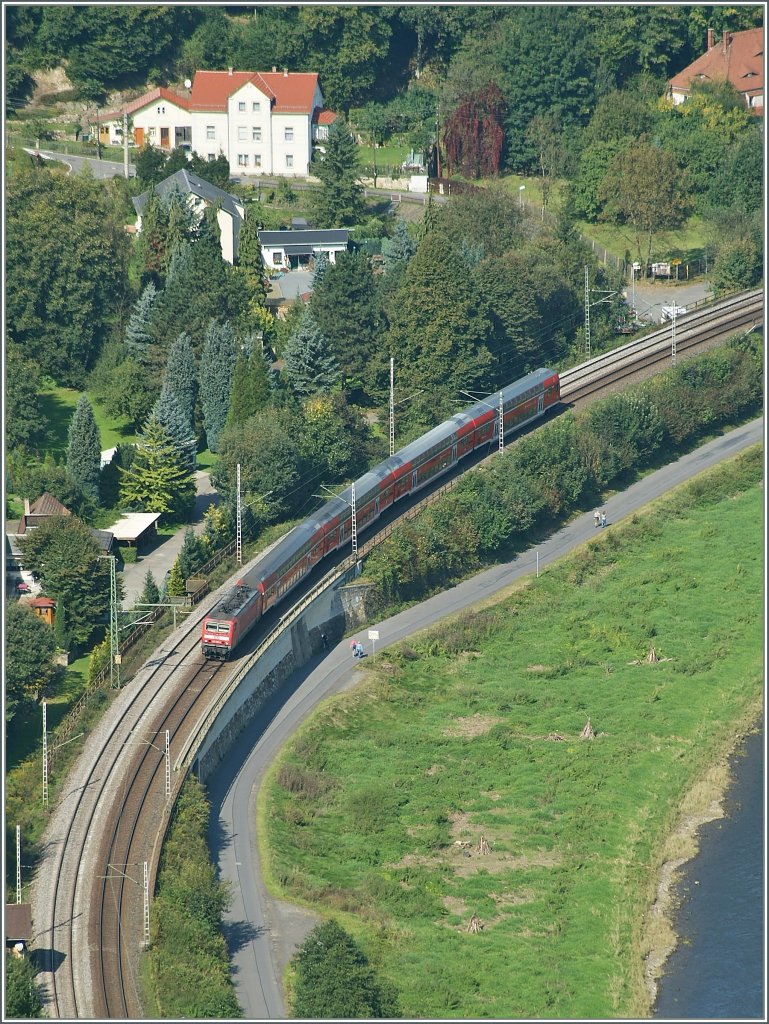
[{"left": 206, "top": 418, "right": 763, "bottom": 1018}]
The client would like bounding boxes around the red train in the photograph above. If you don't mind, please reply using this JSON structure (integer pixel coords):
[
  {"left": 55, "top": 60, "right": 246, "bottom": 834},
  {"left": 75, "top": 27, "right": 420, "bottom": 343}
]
[{"left": 201, "top": 368, "right": 560, "bottom": 659}]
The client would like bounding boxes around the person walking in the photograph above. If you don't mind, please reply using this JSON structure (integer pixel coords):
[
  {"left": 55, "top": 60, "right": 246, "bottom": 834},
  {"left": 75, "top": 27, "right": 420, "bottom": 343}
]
[
  {"left": 321, "top": 633, "right": 329, "bottom": 650},
  {"left": 600, "top": 511, "right": 607, "bottom": 528},
  {"left": 351, "top": 638, "right": 359, "bottom": 657},
  {"left": 355, "top": 641, "right": 364, "bottom": 658},
  {"left": 594, "top": 509, "right": 601, "bottom": 528}
]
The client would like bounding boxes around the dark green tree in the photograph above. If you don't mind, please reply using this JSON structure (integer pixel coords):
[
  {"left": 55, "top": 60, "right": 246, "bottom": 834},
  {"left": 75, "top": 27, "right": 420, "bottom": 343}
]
[
  {"left": 292, "top": 919, "right": 399, "bottom": 1018},
  {"left": 188, "top": 151, "right": 232, "bottom": 189},
  {"left": 5, "top": 602, "right": 58, "bottom": 719},
  {"left": 19, "top": 515, "right": 113, "bottom": 651},
  {"left": 66, "top": 394, "right": 102, "bottom": 503},
  {"left": 140, "top": 569, "right": 161, "bottom": 606},
  {"left": 152, "top": 387, "right": 197, "bottom": 469},
  {"left": 311, "top": 118, "right": 365, "bottom": 227},
  {"left": 118, "top": 414, "right": 195, "bottom": 522},
  {"left": 162, "top": 332, "right": 198, "bottom": 433},
  {"left": 136, "top": 186, "right": 170, "bottom": 283},
  {"left": 8, "top": 454, "right": 86, "bottom": 517},
  {"left": 4, "top": 953, "right": 44, "bottom": 1017},
  {"left": 711, "top": 237, "right": 761, "bottom": 297},
  {"left": 381, "top": 220, "right": 417, "bottom": 272},
  {"left": 124, "top": 281, "right": 159, "bottom": 366},
  {"left": 5, "top": 340, "right": 43, "bottom": 452},
  {"left": 135, "top": 144, "right": 168, "bottom": 188},
  {"left": 236, "top": 203, "right": 267, "bottom": 305},
  {"left": 177, "top": 526, "right": 206, "bottom": 579},
  {"left": 6, "top": 168, "right": 130, "bottom": 386},
  {"left": 299, "top": 392, "right": 372, "bottom": 482},
  {"left": 309, "top": 250, "right": 380, "bottom": 385},
  {"left": 226, "top": 344, "right": 272, "bottom": 428},
  {"left": 311, "top": 249, "right": 330, "bottom": 287},
  {"left": 200, "top": 320, "right": 237, "bottom": 453},
  {"left": 282, "top": 309, "right": 340, "bottom": 396}
]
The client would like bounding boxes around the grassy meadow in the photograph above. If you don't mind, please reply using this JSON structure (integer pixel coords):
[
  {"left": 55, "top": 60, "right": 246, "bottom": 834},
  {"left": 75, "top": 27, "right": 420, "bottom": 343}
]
[{"left": 260, "top": 447, "right": 763, "bottom": 1019}]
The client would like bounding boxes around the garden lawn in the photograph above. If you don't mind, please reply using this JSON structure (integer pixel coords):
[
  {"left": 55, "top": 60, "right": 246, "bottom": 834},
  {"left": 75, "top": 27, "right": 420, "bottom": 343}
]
[
  {"left": 37, "top": 386, "right": 138, "bottom": 455},
  {"left": 260, "top": 448, "right": 763, "bottom": 1019}
]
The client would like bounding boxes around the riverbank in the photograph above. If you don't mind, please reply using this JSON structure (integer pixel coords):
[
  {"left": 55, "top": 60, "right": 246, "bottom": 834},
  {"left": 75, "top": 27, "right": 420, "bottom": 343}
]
[
  {"left": 260, "top": 449, "right": 763, "bottom": 1018},
  {"left": 640, "top": 699, "right": 764, "bottom": 1009}
]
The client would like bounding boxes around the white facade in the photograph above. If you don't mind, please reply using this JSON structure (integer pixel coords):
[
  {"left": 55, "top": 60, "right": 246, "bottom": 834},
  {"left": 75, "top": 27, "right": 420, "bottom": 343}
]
[{"left": 189, "top": 110, "right": 228, "bottom": 162}]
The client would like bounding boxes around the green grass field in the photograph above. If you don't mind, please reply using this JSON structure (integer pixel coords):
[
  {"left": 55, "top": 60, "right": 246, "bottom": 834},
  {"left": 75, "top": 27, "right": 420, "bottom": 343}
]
[
  {"left": 260, "top": 448, "right": 763, "bottom": 1018},
  {"left": 37, "top": 386, "right": 138, "bottom": 455}
]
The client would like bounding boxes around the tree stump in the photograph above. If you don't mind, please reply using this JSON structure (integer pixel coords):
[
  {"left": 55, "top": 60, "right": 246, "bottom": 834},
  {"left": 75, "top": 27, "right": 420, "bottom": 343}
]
[
  {"left": 466, "top": 913, "right": 483, "bottom": 933},
  {"left": 580, "top": 717, "right": 595, "bottom": 740},
  {"left": 646, "top": 647, "right": 659, "bottom": 663},
  {"left": 476, "top": 835, "right": 491, "bottom": 856}
]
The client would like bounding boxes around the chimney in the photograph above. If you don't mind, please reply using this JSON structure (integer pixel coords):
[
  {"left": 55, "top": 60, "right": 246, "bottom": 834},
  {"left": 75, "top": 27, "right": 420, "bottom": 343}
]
[
  {"left": 272, "top": 66, "right": 277, "bottom": 73},
  {"left": 722, "top": 30, "right": 729, "bottom": 53},
  {"left": 284, "top": 68, "right": 289, "bottom": 77},
  {"left": 707, "top": 26, "right": 714, "bottom": 49},
  {"left": 23, "top": 499, "right": 30, "bottom": 516},
  {"left": 228, "top": 66, "right": 233, "bottom": 76}
]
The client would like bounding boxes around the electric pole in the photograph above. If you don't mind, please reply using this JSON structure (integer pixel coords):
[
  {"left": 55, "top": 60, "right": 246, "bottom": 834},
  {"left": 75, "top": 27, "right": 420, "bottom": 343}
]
[
  {"left": 236, "top": 463, "right": 242, "bottom": 566},
  {"left": 143, "top": 861, "right": 150, "bottom": 946},
  {"left": 42, "top": 701, "right": 48, "bottom": 807},
  {"left": 123, "top": 112, "right": 129, "bottom": 178},
  {"left": 389, "top": 357, "right": 395, "bottom": 457},
  {"left": 16, "top": 825, "right": 22, "bottom": 903},
  {"left": 584, "top": 265, "right": 591, "bottom": 358}
]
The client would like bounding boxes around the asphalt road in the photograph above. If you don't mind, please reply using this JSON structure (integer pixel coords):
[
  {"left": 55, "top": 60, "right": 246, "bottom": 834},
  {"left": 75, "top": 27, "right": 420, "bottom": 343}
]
[
  {"left": 26, "top": 148, "right": 135, "bottom": 178},
  {"left": 206, "top": 417, "right": 763, "bottom": 1019}
]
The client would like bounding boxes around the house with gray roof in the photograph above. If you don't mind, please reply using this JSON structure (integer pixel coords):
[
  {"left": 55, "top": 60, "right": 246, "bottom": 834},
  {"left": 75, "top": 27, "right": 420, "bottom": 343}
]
[
  {"left": 258, "top": 228, "right": 350, "bottom": 270},
  {"left": 133, "top": 168, "right": 245, "bottom": 264}
]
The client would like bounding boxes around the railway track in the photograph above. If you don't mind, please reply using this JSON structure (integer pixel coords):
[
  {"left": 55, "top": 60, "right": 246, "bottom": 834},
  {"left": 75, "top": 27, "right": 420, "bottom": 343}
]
[{"left": 33, "top": 287, "right": 762, "bottom": 1018}]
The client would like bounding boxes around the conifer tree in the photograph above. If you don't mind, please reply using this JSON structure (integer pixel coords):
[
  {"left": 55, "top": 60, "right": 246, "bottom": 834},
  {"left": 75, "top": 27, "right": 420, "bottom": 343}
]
[
  {"left": 311, "top": 118, "right": 365, "bottom": 227},
  {"left": 66, "top": 394, "right": 101, "bottom": 503},
  {"left": 152, "top": 387, "right": 197, "bottom": 469},
  {"left": 311, "top": 250, "right": 329, "bottom": 287},
  {"left": 118, "top": 414, "right": 195, "bottom": 521},
  {"left": 200, "top": 320, "right": 237, "bottom": 452},
  {"left": 282, "top": 309, "right": 340, "bottom": 396},
  {"left": 382, "top": 220, "right": 417, "bottom": 271},
  {"left": 140, "top": 569, "right": 160, "bottom": 606},
  {"left": 164, "top": 188, "right": 195, "bottom": 268},
  {"left": 124, "top": 281, "right": 159, "bottom": 368},
  {"left": 177, "top": 526, "right": 206, "bottom": 579},
  {"left": 137, "top": 187, "right": 170, "bottom": 283},
  {"left": 162, "top": 331, "right": 197, "bottom": 432},
  {"left": 226, "top": 341, "right": 272, "bottom": 428},
  {"left": 166, "top": 556, "right": 186, "bottom": 597},
  {"left": 236, "top": 203, "right": 267, "bottom": 305},
  {"left": 309, "top": 251, "right": 380, "bottom": 384}
]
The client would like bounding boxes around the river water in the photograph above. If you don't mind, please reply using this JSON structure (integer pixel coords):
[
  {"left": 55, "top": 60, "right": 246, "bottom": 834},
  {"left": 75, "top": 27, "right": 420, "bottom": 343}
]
[{"left": 654, "top": 728, "right": 765, "bottom": 1020}]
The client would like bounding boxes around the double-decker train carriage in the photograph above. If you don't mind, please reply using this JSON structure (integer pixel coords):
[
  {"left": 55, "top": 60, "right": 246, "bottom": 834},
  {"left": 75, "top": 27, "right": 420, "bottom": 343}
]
[{"left": 201, "top": 368, "right": 560, "bottom": 658}]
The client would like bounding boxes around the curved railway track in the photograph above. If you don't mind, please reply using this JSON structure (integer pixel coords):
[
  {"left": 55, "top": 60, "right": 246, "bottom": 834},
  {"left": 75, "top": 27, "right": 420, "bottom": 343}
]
[{"left": 33, "top": 287, "right": 763, "bottom": 1018}]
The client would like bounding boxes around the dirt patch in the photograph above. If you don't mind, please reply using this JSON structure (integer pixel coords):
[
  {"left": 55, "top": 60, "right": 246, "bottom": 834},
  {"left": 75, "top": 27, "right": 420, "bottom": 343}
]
[
  {"left": 451, "top": 846, "right": 562, "bottom": 877},
  {"left": 489, "top": 888, "right": 535, "bottom": 906},
  {"left": 448, "top": 810, "right": 473, "bottom": 839},
  {"left": 442, "top": 895, "right": 469, "bottom": 915},
  {"left": 481, "top": 790, "right": 501, "bottom": 801},
  {"left": 443, "top": 713, "right": 502, "bottom": 738},
  {"left": 526, "top": 664, "right": 551, "bottom": 673},
  {"left": 425, "top": 763, "right": 442, "bottom": 776}
]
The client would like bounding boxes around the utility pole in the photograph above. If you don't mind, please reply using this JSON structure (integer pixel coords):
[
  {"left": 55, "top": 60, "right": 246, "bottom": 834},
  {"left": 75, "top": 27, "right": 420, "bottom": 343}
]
[
  {"left": 95, "top": 106, "right": 101, "bottom": 159},
  {"left": 123, "top": 112, "right": 129, "bottom": 178},
  {"left": 102, "top": 554, "right": 120, "bottom": 689},
  {"left": 143, "top": 861, "right": 150, "bottom": 946},
  {"left": 165, "top": 730, "right": 171, "bottom": 800},
  {"left": 236, "top": 463, "right": 242, "bottom": 566},
  {"left": 16, "top": 825, "right": 22, "bottom": 903},
  {"left": 389, "top": 357, "right": 395, "bottom": 457},
  {"left": 584, "top": 265, "right": 591, "bottom": 358},
  {"left": 42, "top": 701, "right": 48, "bottom": 808}
]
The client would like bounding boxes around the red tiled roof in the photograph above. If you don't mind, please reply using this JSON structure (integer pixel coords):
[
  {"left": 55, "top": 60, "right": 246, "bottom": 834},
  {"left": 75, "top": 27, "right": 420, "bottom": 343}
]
[
  {"left": 190, "top": 69, "right": 319, "bottom": 113},
  {"left": 30, "top": 596, "right": 56, "bottom": 608},
  {"left": 313, "top": 108, "right": 337, "bottom": 125},
  {"left": 99, "top": 87, "right": 190, "bottom": 122},
  {"left": 669, "top": 26, "right": 764, "bottom": 99}
]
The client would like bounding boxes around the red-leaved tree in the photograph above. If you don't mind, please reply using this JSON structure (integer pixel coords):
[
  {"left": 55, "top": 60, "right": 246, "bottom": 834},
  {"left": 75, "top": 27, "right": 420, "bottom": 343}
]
[{"left": 442, "top": 83, "right": 506, "bottom": 178}]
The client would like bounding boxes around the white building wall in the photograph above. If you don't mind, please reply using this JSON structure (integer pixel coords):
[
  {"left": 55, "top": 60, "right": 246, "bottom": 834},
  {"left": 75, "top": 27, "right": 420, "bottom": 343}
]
[
  {"left": 271, "top": 113, "right": 311, "bottom": 176},
  {"left": 190, "top": 110, "right": 229, "bottom": 162},
  {"left": 227, "top": 81, "right": 274, "bottom": 175},
  {"left": 131, "top": 100, "right": 192, "bottom": 149}
]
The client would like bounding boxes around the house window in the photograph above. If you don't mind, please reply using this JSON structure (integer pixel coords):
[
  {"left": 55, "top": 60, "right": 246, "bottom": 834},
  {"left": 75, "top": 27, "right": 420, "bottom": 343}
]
[
  {"left": 238, "top": 101, "right": 246, "bottom": 112},
  {"left": 206, "top": 125, "right": 215, "bottom": 139},
  {"left": 237, "top": 154, "right": 249, "bottom": 166},
  {"left": 285, "top": 154, "right": 293, "bottom": 168},
  {"left": 254, "top": 154, "right": 261, "bottom": 168},
  {"left": 252, "top": 127, "right": 261, "bottom": 142},
  {"left": 207, "top": 153, "right": 215, "bottom": 162},
  {"left": 252, "top": 101, "right": 260, "bottom": 113},
  {"left": 284, "top": 127, "right": 294, "bottom": 142},
  {"left": 238, "top": 126, "right": 248, "bottom": 141}
]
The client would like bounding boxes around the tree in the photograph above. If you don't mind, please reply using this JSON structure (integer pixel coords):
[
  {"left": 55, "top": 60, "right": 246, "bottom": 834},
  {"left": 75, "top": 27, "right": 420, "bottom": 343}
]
[
  {"left": 311, "top": 118, "right": 365, "bottom": 227},
  {"left": 282, "top": 309, "right": 340, "bottom": 396},
  {"left": 299, "top": 392, "right": 370, "bottom": 482},
  {"left": 309, "top": 250, "right": 380, "bottom": 386},
  {"left": 7, "top": 453, "right": 86, "bottom": 518},
  {"left": 200, "top": 320, "right": 237, "bottom": 452},
  {"left": 118, "top": 414, "right": 195, "bottom": 522},
  {"left": 5, "top": 340, "right": 43, "bottom": 452},
  {"left": 235, "top": 203, "right": 267, "bottom": 306},
  {"left": 124, "top": 281, "right": 160, "bottom": 367},
  {"left": 381, "top": 220, "right": 417, "bottom": 272},
  {"left": 311, "top": 250, "right": 330, "bottom": 287},
  {"left": 6, "top": 168, "right": 130, "bottom": 386},
  {"left": 292, "top": 919, "right": 399, "bottom": 1019},
  {"left": 136, "top": 186, "right": 170, "bottom": 284},
  {"left": 162, "top": 332, "right": 198, "bottom": 433},
  {"left": 66, "top": 394, "right": 102, "bottom": 503},
  {"left": 5, "top": 602, "right": 58, "bottom": 719},
  {"left": 18, "top": 515, "right": 113, "bottom": 651},
  {"left": 711, "top": 237, "right": 761, "bottom": 297},
  {"left": 525, "top": 112, "right": 561, "bottom": 216},
  {"left": 140, "top": 569, "right": 161, "bottom": 606},
  {"left": 355, "top": 102, "right": 391, "bottom": 186},
  {"left": 598, "top": 138, "right": 693, "bottom": 274},
  {"left": 177, "top": 526, "right": 206, "bottom": 579},
  {"left": 442, "top": 82, "right": 506, "bottom": 178},
  {"left": 5, "top": 954, "right": 44, "bottom": 1018},
  {"left": 135, "top": 144, "right": 168, "bottom": 187},
  {"left": 226, "top": 344, "right": 272, "bottom": 428},
  {"left": 152, "top": 387, "right": 197, "bottom": 469},
  {"left": 166, "top": 557, "right": 186, "bottom": 597}
]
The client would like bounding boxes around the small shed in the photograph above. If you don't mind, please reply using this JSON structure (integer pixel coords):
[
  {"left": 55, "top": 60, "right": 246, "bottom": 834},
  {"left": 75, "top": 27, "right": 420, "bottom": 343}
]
[
  {"left": 29, "top": 595, "right": 56, "bottom": 627},
  {"left": 106, "top": 512, "right": 162, "bottom": 552},
  {"left": 5, "top": 904, "right": 32, "bottom": 955}
]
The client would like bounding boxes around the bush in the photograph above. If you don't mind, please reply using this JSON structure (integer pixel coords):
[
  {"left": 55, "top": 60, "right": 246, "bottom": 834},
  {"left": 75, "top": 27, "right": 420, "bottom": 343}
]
[{"left": 119, "top": 545, "right": 138, "bottom": 563}]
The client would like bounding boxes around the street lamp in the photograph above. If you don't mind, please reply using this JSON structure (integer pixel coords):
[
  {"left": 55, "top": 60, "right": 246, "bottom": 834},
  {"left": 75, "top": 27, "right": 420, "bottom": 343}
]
[
  {"left": 518, "top": 184, "right": 525, "bottom": 209},
  {"left": 460, "top": 389, "right": 505, "bottom": 455}
]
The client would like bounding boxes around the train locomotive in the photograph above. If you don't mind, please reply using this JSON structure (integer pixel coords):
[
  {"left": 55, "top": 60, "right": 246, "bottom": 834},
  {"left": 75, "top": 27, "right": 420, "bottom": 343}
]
[{"left": 201, "top": 367, "right": 560, "bottom": 659}]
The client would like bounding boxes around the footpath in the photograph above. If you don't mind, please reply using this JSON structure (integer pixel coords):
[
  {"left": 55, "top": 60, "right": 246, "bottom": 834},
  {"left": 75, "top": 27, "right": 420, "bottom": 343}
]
[{"left": 119, "top": 471, "right": 220, "bottom": 607}]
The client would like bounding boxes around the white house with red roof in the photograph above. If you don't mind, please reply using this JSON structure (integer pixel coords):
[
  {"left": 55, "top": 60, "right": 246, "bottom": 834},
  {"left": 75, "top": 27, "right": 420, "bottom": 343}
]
[
  {"left": 667, "top": 26, "right": 764, "bottom": 114},
  {"left": 101, "top": 67, "right": 336, "bottom": 177}
]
